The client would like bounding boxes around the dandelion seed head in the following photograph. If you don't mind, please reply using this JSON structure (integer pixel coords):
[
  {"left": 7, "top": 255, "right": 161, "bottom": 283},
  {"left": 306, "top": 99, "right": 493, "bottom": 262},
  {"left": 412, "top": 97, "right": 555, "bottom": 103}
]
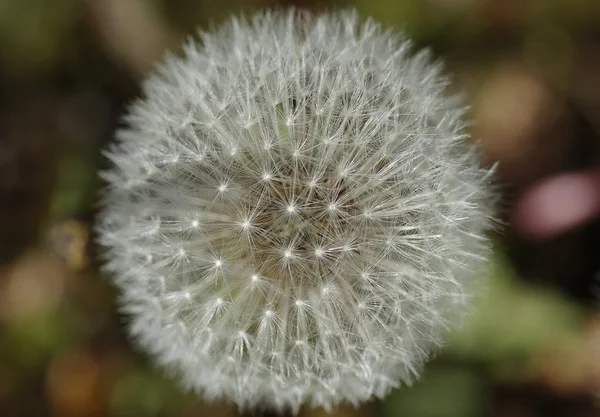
[{"left": 97, "top": 8, "right": 497, "bottom": 413}]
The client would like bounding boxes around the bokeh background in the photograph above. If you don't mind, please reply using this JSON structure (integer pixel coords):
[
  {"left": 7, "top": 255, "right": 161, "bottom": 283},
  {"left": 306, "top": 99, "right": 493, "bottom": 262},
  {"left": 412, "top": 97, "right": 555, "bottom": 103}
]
[{"left": 1, "top": 0, "right": 600, "bottom": 416}]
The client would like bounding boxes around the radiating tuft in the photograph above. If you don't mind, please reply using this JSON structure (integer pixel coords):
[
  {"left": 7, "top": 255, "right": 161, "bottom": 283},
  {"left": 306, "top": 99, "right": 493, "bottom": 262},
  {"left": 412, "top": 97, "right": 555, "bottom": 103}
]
[{"left": 97, "top": 9, "right": 497, "bottom": 413}]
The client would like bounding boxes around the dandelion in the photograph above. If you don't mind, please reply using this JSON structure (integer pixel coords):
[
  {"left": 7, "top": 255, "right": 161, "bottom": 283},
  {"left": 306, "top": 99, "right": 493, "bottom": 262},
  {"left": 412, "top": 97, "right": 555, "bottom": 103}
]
[{"left": 97, "top": 9, "right": 497, "bottom": 413}]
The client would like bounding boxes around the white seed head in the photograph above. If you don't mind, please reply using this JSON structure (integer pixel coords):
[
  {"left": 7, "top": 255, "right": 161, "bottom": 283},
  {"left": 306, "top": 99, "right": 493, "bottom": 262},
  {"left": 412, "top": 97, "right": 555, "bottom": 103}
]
[{"left": 97, "top": 9, "right": 497, "bottom": 413}]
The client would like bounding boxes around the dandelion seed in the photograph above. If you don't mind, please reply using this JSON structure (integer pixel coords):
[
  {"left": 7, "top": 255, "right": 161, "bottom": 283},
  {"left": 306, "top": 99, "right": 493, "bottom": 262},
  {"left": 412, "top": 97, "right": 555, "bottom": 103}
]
[{"left": 97, "top": 8, "right": 497, "bottom": 413}]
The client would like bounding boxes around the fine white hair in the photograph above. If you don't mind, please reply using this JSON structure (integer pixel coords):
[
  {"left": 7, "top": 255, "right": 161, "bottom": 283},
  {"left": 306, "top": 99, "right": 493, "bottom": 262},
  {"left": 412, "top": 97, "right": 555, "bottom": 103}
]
[{"left": 97, "top": 9, "right": 497, "bottom": 413}]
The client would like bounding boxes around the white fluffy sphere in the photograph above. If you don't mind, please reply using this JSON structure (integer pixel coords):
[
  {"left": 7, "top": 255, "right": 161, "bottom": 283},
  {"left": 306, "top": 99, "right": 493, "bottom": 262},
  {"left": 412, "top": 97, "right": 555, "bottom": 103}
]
[{"left": 97, "top": 9, "right": 496, "bottom": 413}]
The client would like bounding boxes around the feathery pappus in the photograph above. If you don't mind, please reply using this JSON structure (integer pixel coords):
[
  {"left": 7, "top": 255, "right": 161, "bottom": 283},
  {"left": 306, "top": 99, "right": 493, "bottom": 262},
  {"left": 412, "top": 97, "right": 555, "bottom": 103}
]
[{"left": 97, "top": 9, "right": 497, "bottom": 413}]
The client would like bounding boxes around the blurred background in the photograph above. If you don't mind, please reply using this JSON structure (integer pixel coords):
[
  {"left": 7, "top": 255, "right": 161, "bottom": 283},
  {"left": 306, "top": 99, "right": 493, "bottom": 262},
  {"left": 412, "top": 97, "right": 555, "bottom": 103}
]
[{"left": 1, "top": 0, "right": 600, "bottom": 416}]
